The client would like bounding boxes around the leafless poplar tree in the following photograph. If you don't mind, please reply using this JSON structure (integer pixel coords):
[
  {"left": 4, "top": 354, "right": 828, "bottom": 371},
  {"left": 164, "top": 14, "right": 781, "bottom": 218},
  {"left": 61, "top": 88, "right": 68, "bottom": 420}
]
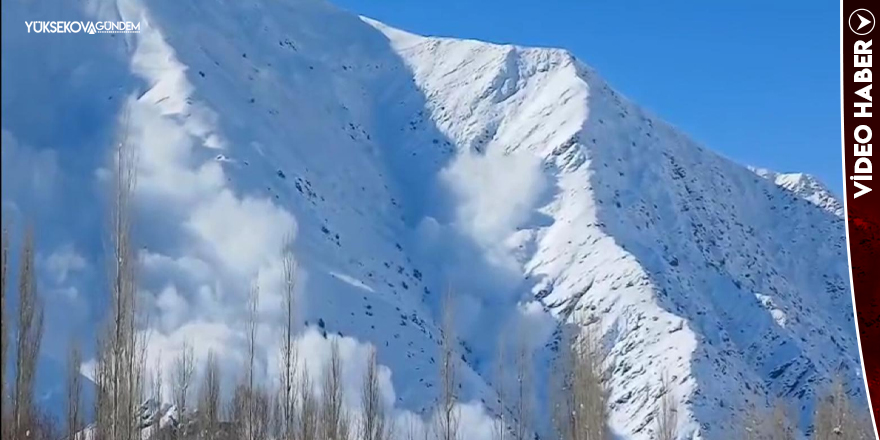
[
  {"left": 492, "top": 331, "right": 507, "bottom": 440},
  {"left": 279, "top": 243, "right": 299, "bottom": 439},
  {"left": 404, "top": 417, "right": 419, "bottom": 440},
  {"left": 738, "top": 402, "right": 774, "bottom": 440},
  {"left": 247, "top": 284, "right": 259, "bottom": 394},
  {"left": 550, "top": 326, "right": 573, "bottom": 440},
  {"left": 93, "top": 332, "right": 110, "bottom": 439},
  {"left": 297, "top": 366, "right": 319, "bottom": 440},
  {"left": 245, "top": 282, "right": 260, "bottom": 440},
  {"left": 270, "top": 384, "right": 283, "bottom": 440},
  {"left": 511, "top": 328, "right": 534, "bottom": 440},
  {"left": 404, "top": 416, "right": 431, "bottom": 440},
  {"left": 197, "top": 351, "right": 221, "bottom": 440},
  {"left": 1, "top": 226, "right": 8, "bottom": 440},
  {"left": 232, "top": 282, "right": 265, "bottom": 440},
  {"left": 551, "top": 323, "right": 609, "bottom": 440},
  {"left": 31, "top": 408, "right": 59, "bottom": 440},
  {"left": 360, "top": 347, "right": 393, "bottom": 440},
  {"left": 230, "top": 384, "right": 248, "bottom": 439},
  {"left": 94, "top": 118, "right": 144, "bottom": 440},
  {"left": 254, "top": 387, "right": 272, "bottom": 440},
  {"left": 12, "top": 227, "right": 44, "bottom": 439},
  {"left": 149, "top": 354, "right": 165, "bottom": 437},
  {"left": 494, "top": 322, "right": 534, "bottom": 440},
  {"left": 172, "top": 340, "right": 195, "bottom": 424},
  {"left": 321, "top": 339, "right": 350, "bottom": 440},
  {"left": 433, "top": 288, "right": 460, "bottom": 440},
  {"left": 65, "top": 341, "right": 84, "bottom": 440},
  {"left": 853, "top": 409, "right": 877, "bottom": 440},
  {"left": 813, "top": 375, "right": 874, "bottom": 440},
  {"left": 767, "top": 399, "right": 796, "bottom": 440},
  {"left": 655, "top": 372, "right": 678, "bottom": 440},
  {"left": 233, "top": 384, "right": 271, "bottom": 440}
]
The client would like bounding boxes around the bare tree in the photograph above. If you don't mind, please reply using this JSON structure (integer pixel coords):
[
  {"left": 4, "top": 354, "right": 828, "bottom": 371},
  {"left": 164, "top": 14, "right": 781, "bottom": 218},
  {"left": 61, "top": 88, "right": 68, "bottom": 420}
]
[
  {"left": 655, "top": 372, "right": 678, "bottom": 440},
  {"left": 279, "top": 243, "right": 299, "bottom": 439},
  {"left": 149, "top": 354, "right": 165, "bottom": 438},
  {"left": 65, "top": 341, "right": 84, "bottom": 440},
  {"left": 360, "top": 347, "right": 393, "bottom": 440},
  {"left": 242, "top": 282, "right": 261, "bottom": 440},
  {"left": 233, "top": 383, "right": 271, "bottom": 440},
  {"left": 1, "top": 226, "right": 8, "bottom": 440},
  {"left": 551, "top": 323, "right": 609, "bottom": 440},
  {"left": 433, "top": 288, "right": 460, "bottom": 440},
  {"left": 492, "top": 331, "right": 507, "bottom": 440},
  {"left": 813, "top": 377, "right": 844, "bottom": 440},
  {"left": 739, "top": 400, "right": 798, "bottom": 440},
  {"left": 297, "top": 366, "right": 319, "bottom": 440},
  {"left": 494, "top": 322, "right": 534, "bottom": 440},
  {"left": 511, "top": 328, "right": 534, "bottom": 440},
  {"left": 253, "top": 387, "right": 272, "bottom": 440},
  {"left": 738, "top": 404, "right": 764, "bottom": 440},
  {"left": 404, "top": 415, "right": 431, "bottom": 440},
  {"left": 550, "top": 326, "right": 573, "bottom": 440},
  {"left": 31, "top": 407, "right": 60, "bottom": 440},
  {"left": 853, "top": 408, "right": 877, "bottom": 440},
  {"left": 813, "top": 375, "right": 874, "bottom": 440},
  {"left": 230, "top": 383, "right": 249, "bottom": 439},
  {"left": 247, "top": 284, "right": 259, "bottom": 394},
  {"left": 197, "top": 351, "right": 221, "bottom": 440},
  {"left": 12, "top": 227, "right": 45, "bottom": 439},
  {"left": 93, "top": 332, "right": 110, "bottom": 440},
  {"left": 231, "top": 282, "right": 266, "bottom": 440},
  {"left": 172, "top": 340, "right": 196, "bottom": 425},
  {"left": 321, "top": 339, "right": 350, "bottom": 440},
  {"left": 95, "top": 118, "right": 144, "bottom": 440},
  {"left": 270, "top": 383, "right": 283, "bottom": 440},
  {"left": 404, "top": 417, "right": 419, "bottom": 440},
  {"left": 768, "top": 399, "right": 795, "bottom": 440}
]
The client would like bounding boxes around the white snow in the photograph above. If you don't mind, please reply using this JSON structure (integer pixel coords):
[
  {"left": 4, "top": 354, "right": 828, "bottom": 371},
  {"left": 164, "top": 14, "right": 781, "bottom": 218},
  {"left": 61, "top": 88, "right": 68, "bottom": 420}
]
[{"left": 750, "top": 167, "right": 844, "bottom": 217}]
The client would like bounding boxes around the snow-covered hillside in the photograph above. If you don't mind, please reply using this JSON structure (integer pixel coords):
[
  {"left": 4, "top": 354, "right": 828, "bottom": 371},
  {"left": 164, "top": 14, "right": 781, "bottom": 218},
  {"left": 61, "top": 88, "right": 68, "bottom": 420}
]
[
  {"left": 0, "top": 0, "right": 865, "bottom": 438},
  {"left": 750, "top": 167, "right": 843, "bottom": 217}
]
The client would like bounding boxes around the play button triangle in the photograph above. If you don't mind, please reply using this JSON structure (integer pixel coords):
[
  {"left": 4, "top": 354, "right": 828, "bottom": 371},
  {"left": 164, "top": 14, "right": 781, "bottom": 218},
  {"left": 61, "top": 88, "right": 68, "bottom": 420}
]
[{"left": 857, "top": 14, "right": 871, "bottom": 30}]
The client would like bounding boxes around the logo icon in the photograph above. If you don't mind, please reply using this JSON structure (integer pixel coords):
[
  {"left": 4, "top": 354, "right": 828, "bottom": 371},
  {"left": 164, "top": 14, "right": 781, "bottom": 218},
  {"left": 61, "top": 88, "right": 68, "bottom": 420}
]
[{"left": 849, "top": 8, "right": 875, "bottom": 36}]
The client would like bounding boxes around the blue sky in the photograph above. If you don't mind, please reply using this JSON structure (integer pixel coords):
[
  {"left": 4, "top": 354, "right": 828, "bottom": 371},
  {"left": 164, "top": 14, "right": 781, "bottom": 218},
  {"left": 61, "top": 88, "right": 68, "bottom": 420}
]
[{"left": 333, "top": 0, "right": 843, "bottom": 194}]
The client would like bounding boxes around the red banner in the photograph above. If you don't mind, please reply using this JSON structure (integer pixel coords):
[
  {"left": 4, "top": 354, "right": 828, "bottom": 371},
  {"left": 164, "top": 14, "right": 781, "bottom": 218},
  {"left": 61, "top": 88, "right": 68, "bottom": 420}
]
[{"left": 842, "top": 0, "right": 879, "bottom": 432}]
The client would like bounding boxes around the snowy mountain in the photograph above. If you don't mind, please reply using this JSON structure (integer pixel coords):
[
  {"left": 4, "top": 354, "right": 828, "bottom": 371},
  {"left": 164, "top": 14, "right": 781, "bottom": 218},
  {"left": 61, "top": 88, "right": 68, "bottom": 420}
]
[
  {"left": 0, "top": 0, "right": 865, "bottom": 438},
  {"left": 750, "top": 167, "right": 843, "bottom": 217}
]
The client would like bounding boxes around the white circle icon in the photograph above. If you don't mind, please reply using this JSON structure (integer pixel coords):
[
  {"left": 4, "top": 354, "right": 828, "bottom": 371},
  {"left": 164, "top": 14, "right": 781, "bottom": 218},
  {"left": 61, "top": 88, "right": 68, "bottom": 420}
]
[{"left": 849, "top": 9, "right": 875, "bottom": 36}]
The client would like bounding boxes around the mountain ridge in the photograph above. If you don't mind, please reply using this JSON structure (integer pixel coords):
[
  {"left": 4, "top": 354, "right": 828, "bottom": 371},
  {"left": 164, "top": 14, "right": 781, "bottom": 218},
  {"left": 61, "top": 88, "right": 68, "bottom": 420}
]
[
  {"left": 750, "top": 167, "right": 843, "bottom": 217},
  {"left": 369, "top": 18, "right": 861, "bottom": 437}
]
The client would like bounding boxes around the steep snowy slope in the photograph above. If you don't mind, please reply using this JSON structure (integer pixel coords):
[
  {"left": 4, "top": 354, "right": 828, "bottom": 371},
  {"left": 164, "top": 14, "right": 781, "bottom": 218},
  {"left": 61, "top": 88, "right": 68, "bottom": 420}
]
[
  {"left": 750, "top": 167, "right": 843, "bottom": 217},
  {"left": 368, "top": 21, "right": 863, "bottom": 437},
  {"left": 0, "top": 0, "right": 864, "bottom": 438}
]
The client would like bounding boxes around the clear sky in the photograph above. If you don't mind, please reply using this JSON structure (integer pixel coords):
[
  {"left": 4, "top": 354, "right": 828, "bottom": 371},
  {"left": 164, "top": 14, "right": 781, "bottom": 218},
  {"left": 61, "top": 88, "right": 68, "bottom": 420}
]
[{"left": 332, "top": 0, "right": 843, "bottom": 194}]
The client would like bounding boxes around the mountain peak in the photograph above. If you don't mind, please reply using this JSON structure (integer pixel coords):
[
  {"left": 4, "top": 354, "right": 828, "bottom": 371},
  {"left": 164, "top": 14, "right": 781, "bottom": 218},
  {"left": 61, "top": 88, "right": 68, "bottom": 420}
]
[{"left": 750, "top": 167, "right": 843, "bottom": 217}]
